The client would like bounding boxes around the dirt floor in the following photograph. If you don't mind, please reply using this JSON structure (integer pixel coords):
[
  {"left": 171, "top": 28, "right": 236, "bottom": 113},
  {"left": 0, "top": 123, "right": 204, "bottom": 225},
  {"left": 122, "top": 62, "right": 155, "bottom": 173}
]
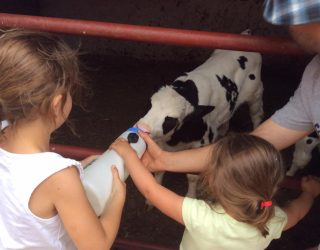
[{"left": 52, "top": 53, "right": 320, "bottom": 250}]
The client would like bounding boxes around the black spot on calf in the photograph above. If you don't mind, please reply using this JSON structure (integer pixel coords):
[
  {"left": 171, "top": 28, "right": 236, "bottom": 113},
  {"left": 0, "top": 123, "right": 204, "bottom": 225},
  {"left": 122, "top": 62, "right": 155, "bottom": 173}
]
[
  {"left": 171, "top": 79, "right": 199, "bottom": 106},
  {"left": 306, "top": 138, "right": 314, "bottom": 145},
  {"left": 162, "top": 116, "right": 179, "bottom": 135},
  {"left": 249, "top": 74, "right": 256, "bottom": 80},
  {"left": 309, "top": 131, "right": 318, "bottom": 138},
  {"left": 216, "top": 75, "right": 239, "bottom": 112},
  {"left": 167, "top": 105, "right": 215, "bottom": 146},
  {"left": 237, "top": 56, "right": 248, "bottom": 70},
  {"left": 167, "top": 116, "right": 208, "bottom": 146}
]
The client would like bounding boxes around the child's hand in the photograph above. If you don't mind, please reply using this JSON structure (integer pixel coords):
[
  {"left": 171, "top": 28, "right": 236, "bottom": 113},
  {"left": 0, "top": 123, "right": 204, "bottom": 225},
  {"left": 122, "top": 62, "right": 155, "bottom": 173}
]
[
  {"left": 138, "top": 132, "right": 166, "bottom": 172},
  {"left": 108, "top": 165, "right": 126, "bottom": 205},
  {"left": 110, "top": 138, "right": 137, "bottom": 160},
  {"left": 301, "top": 175, "right": 320, "bottom": 198},
  {"left": 81, "top": 155, "right": 100, "bottom": 169}
]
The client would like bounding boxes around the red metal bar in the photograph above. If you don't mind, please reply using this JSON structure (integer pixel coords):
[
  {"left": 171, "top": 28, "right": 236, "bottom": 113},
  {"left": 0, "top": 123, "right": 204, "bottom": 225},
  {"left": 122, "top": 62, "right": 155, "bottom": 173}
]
[
  {"left": 50, "top": 143, "right": 103, "bottom": 160},
  {"left": 0, "top": 12, "right": 304, "bottom": 55}
]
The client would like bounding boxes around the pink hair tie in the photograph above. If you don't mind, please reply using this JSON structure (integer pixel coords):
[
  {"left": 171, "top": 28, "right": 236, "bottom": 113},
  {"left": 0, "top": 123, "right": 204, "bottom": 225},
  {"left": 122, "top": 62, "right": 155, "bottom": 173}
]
[{"left": 260, "top": 200, "right": 272, "bottom": 209}]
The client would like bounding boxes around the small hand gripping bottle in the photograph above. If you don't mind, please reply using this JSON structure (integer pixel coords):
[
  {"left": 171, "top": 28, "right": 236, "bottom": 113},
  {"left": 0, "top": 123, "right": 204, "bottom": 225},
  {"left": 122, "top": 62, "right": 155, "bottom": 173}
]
[{"left": 83, "top": 127, "right": 146, "bottom": 216}]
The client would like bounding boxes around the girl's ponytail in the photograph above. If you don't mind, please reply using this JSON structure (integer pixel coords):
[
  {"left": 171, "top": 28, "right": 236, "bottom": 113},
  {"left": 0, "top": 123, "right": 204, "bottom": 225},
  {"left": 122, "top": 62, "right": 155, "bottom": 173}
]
[
  {"left": 253, "top": 199, "right": 274, "bottom": 237},
  {"left": 196, "top": 133, "right": 284, "bottom": 237}
]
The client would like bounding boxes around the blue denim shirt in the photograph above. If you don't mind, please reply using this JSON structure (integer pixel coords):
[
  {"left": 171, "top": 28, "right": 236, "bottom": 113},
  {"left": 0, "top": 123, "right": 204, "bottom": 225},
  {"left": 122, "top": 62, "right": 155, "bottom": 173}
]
[{"left": 263, "top": 0, "right": 320, "bottom": 25}]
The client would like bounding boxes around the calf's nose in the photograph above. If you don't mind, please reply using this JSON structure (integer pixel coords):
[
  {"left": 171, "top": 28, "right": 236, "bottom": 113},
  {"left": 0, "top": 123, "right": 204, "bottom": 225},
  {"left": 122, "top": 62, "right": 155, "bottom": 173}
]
[{"left": 136, "top": 122, "right": 151, "bottom": 133}]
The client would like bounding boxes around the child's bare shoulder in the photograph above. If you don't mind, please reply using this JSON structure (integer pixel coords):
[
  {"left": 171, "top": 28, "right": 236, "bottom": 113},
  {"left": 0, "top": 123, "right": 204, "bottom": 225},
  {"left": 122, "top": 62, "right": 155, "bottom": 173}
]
[{"left": 41, "top": 165, "right": 83, "bottom": 199}]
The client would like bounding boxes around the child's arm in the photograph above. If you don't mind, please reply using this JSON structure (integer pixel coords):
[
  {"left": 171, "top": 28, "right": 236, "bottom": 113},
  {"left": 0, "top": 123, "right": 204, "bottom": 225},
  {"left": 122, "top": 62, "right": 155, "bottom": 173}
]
[
  {"left": 80, "top": 155, "right": 100, "bottom": 169},
  {"left": 139, "top": 132, "right": 212, "bottom": 174},
  {"left": 111, "top": 138, "right": 185, "bottom": 225},
  {"left": 283, "top": 175, "right": 320, "bottom": 231},
  {"left": 44, "top": 164, "right": 125, "bottom": 250}
]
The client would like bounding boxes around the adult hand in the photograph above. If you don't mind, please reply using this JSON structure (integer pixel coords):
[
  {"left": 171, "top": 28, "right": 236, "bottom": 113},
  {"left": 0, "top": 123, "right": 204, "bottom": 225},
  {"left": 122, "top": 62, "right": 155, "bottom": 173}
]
[{"left": 301, "top": 175, "right": 320, "bottom": 198}]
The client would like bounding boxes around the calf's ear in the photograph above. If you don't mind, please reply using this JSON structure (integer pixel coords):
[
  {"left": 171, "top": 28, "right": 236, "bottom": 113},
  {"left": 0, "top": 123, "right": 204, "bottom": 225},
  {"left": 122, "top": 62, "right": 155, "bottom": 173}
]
[
  {"left": 172, "top": 80, "right": 199, "bottom": 107},
  {"left": 162, "top": 116, "right": 179, "bottom": 135},
  {"left": 185, "top": 105, "right": 215, "bottom": 122}
]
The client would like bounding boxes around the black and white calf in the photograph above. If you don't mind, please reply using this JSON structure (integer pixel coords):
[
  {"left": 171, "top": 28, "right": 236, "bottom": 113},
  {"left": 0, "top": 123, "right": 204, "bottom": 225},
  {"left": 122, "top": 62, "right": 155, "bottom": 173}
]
[
  {"left": 287, "top": 132, "right": 320, "bottom": 176},
  {"left": 137, "top": 36, "right": 264, "bottom": 200}
]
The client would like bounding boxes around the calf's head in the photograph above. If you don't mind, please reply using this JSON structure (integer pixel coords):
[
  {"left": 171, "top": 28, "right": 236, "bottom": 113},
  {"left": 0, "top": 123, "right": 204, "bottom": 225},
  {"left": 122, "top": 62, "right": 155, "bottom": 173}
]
[
  {"left": 137, "top": 79, "right": 215, "bottom": 144},
  {"left": 137, "top": 85, "right": 194, "bottom": 140}
]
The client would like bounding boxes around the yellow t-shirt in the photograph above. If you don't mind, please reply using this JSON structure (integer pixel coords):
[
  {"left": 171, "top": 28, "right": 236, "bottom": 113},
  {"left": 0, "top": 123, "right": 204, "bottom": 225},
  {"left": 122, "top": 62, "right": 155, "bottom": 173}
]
[{"left": 181, "top": 197, "right": 287, "bottom": 250}]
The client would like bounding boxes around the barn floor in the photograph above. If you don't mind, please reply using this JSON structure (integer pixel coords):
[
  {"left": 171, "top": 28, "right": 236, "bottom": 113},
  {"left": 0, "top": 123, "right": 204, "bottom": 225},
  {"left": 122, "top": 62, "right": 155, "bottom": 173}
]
[{"left": 52, "top": 53, "right": 320, "bottom": 250}]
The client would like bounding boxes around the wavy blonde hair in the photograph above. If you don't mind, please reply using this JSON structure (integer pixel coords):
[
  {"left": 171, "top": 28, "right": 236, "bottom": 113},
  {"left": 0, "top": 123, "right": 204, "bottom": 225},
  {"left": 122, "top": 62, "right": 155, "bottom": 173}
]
[
  {"left": 197, "top": 133, "right": 284, "bottom": 237},
  {"left": 0, "top": 29, "right": 86, "bottom": 133}
]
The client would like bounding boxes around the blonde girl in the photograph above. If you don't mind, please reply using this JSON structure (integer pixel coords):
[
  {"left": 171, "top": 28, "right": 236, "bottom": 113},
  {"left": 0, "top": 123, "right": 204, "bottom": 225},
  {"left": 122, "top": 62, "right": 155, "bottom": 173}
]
[
  {"left": 0, "top": 29, "right": 125, "bottom": 250},
  {"left": 111, "top": 133, "right": 320, "bottom": 250}
]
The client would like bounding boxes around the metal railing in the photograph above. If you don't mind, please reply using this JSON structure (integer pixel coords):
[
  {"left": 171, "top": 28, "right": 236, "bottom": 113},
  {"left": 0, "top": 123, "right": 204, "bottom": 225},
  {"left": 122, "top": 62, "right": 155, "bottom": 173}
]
[{"left": 0, "top": 12, "right": 305, "bottom": 55}]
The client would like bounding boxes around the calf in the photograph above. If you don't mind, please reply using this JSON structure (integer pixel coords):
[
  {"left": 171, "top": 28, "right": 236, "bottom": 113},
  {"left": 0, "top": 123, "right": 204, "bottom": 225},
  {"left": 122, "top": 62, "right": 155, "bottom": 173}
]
[
  {"left": 137, "top": 34, "right": 264, "bottom": 201},
  {"left": 287, "top": 133, "right": 320, "bottom": 176}
]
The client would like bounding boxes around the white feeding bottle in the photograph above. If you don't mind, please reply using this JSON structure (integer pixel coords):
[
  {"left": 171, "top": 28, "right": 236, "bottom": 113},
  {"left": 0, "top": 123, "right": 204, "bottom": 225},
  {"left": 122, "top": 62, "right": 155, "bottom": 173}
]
[{"left": 83, "top": 127, "right": 146, "bottom": 216}]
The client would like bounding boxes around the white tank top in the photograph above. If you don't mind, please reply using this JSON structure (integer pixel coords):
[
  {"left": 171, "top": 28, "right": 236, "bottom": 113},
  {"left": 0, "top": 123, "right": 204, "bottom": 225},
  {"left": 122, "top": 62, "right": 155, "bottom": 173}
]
[{"left": 0, "top": 148, "right": 83, "bottom": 250}]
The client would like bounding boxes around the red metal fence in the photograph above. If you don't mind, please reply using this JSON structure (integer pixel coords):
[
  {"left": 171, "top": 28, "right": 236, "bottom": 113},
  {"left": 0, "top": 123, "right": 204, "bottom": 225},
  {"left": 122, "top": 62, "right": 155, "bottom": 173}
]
[{"left": 0, "top": 12, "right": 304, "bottom": 55}]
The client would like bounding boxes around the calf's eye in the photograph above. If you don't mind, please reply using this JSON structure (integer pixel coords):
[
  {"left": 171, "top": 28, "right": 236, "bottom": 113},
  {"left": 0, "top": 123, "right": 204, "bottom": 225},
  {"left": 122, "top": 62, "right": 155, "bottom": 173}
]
[{"left": 162, "top": 116, "right": 178, "bottom": 134}]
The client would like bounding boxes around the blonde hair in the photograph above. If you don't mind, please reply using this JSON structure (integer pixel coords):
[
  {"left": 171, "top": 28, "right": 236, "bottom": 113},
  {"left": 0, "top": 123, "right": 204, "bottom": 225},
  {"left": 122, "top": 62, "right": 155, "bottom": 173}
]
[
  {"left": 197, "top": 133, "right": 284, "bottom": 237},
  {"left": 0, "top": 29, "right": 86, "bottom": 132}
]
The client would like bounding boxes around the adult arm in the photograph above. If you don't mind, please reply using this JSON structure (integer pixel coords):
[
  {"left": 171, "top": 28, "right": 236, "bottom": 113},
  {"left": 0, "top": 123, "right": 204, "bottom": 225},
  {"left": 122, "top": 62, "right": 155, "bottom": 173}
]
[
  {"left": 140, "top": 118, "right": 312, "bottom": 174},
  {"left": 139, "top": 132, "right": 212, "bottom": 173},
  {"left": 289, "top": 23, "right": 320, "bottom": 54},
  {"left": 251, "top": 118, "right": 312, "bottom": 150}
]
